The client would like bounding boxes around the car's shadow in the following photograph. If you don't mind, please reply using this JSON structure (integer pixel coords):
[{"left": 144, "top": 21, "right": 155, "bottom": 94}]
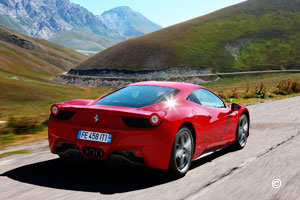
[{"left": 1, "top": 146, "right": 236, "bottom": 194}]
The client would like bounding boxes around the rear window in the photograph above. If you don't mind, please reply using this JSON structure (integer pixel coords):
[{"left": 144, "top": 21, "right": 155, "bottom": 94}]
[{"left": 95, "top": 86, "right": 178, "bottom": 108}]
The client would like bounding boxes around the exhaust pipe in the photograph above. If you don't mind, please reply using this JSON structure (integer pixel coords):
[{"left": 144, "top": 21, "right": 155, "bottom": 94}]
[
  {"left": 81, "top": 147, "right": 103, "bottom": 157},
  {"left": 96, "top": 149, "right": 103, "bottom": 157},
  {"left": 89, "top": 148, "right": 95, "bottom": 157},
  {"left": 82, "top": 147, "right": 88, "bottom": 156}
]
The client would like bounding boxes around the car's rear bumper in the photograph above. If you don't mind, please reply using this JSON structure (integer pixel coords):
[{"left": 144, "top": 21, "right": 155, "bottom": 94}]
[{"left": 48, "top": 116, "right": 177, "bottom": 170}]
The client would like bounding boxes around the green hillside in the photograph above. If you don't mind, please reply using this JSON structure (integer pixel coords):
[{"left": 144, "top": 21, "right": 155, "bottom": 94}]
[
  {"left": 174, "top": 12, "right": 300, "bottom": 72},
  {"left": 0, "top": 25, "right": 87, "bottom": 79},
  {"left": 0, "top": 70, "right": 110, "bottom": 119},
  {"left": 50, "top": 30, "right": 118, "bottom": 53},
  {"left": 0, "top": 25, "right": 109, "bottom": 121},
  {"left": 73, "top": 0, "right": 300, "bottom": 72}
]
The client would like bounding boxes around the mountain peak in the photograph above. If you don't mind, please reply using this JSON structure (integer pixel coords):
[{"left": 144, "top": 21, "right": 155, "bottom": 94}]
[
  {"left": 101, "top": 6, "right": 135, "bottom": 17},
  {"left": 0, "top": 0, "right": 106, "bottom": 39},
  {"left": 100, "top": 6, "right": 162, "bottom": 40},
  {"left": 0, "top": 0, "right": 162, "bottom": 48},
  {"left": 108, "top": 6, "right": 133, "bottom": 12}
]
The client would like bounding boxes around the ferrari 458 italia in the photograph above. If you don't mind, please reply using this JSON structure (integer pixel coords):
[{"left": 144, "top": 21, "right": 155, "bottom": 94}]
[{"left": 48, "top": 81, "right": 250, "bottom": 176}]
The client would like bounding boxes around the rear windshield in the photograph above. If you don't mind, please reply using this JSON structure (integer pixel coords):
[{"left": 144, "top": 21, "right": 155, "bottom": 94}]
[{"left": 95, "top": 86, "right": 178, "bottom": 108}]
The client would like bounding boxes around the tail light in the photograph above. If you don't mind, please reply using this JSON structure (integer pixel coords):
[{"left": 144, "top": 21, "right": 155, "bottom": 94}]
[
  {"left": 122, "top": 116, "right": 154, "bottom": 128},
  {"left": 122, "top": 112, "right": 166, "bottom": 128},
  {"left": 51, "top": 110, "right": 76, "bottom": 120},
  {"left": 150, "top": 113, "right": 161, "bottom": 126},
  {"left": 132, "top": 149, "right": 143, "bottom": 158},
  {"left": 51, "top": 105, "right": 60, "bottom": 116}
]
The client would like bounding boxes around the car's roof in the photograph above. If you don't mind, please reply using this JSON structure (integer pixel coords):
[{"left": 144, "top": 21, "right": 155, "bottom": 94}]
[{"left": 129, "top": 81, "right": 204, "bottom": 91}]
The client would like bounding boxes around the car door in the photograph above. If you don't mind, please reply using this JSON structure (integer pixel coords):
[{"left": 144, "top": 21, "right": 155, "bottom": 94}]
[{"left": 189, "top": 89, "right": 233, "bottom": 149}]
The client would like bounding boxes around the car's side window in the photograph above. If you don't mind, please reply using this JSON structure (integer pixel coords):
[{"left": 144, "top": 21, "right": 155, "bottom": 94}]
[
  {"left": 188, "top": 89, "right": 226, "bottom": 108},
  {"left": 187, "top": 93, "right": 201, "bottom": 105}
]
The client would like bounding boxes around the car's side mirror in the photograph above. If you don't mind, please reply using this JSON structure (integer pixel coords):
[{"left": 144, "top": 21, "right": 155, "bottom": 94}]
[{"left": 231, "top": 103, "right": 241, "bottom": 111}]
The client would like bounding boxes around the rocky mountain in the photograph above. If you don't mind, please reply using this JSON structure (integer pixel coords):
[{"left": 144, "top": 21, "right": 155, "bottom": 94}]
[
  {"left": 0, "top": 0, "right": 162, "bottom": 53},
  {"left": 99, "top": 6, "right": 162, "bottom": 40},
  {"left": 70, "top": 0, "right": 300, "bottom": 75},
  {"left": 0, "top": 0, "right": 113, "bottom": 39}
]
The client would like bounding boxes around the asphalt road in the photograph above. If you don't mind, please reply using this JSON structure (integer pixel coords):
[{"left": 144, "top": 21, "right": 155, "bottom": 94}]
[{"left": 1, "top": 96, "right": 300, "bottom": 200}]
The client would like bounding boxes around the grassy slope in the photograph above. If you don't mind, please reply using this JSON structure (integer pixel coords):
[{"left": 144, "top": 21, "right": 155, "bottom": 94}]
[
  {"left": 0, "top": 25, "right": 112, "bottom": 149},
  {"left": 0, "top": 25, "right": 87, "bottom": 79},
  {"left": 0, "top": 25, "right": 111, "bottom": 120},
  {"left": 174, "top": 12, "right": 300, "bottom": 71},
  {"left": 74, "top": 0, "right": 300, "bottom": 72},
  {"left": 0, "top": 70, "right": 111, "bottom": 120},
  {"left": 50, "top": 30, "right": 118, "bottom": 52}
]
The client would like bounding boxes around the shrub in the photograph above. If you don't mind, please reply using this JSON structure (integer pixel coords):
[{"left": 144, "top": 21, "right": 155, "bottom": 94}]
[
  {"left": 241, "top": 83, "right": 267, "bottom": 99},
  {"left": 242, "top": 92, "right": 256, "bottom": 99},
  {"left": 228, "top": 88, "right": 238, "bottom": 98},
  {"left": 268, "top": 94, "right": 275, "bottom": 98},
  {"left": 255, "top": 83, "right": 266, "bottom": 99},
  {"left": 7, "top": 117, "right": 43, "bottom": 134},
  {"left": 245, "top": 83, "right": 250, "bottom": 94},
  {"left": 274, "top": 79, "right": 300, "bottom": 95},
  {"left": 0, "top": 128, "right": 10, "bottom": 135},
  {"left": 243, "top": 83, "right": 256, "bottom": 99},
  {"left": 0, "top": 125, "right": 10, "bottom": 135}
]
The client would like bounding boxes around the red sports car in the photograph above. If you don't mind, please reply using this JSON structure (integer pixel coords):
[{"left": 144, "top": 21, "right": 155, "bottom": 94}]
[{"left": 48, "top": 81, "right": 250, "bottom": 176}]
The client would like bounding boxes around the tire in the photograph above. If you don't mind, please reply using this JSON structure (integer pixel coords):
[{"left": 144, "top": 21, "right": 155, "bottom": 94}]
[
  {"left": 168, "top": 127, "right": 194, "bottom": 177},
  {"left": 234, "top": 114, "right": 249, "bottom": 149}
]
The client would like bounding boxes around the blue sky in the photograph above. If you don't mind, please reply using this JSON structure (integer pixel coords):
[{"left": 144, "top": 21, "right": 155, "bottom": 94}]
[{"left": 70, "top": 0, "right": 246, "bottom": 27}]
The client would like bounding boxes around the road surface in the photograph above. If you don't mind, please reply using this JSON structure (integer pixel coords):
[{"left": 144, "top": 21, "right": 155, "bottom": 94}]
[{"left": 1, "top": 96, "right": 300, "bottom": 200}]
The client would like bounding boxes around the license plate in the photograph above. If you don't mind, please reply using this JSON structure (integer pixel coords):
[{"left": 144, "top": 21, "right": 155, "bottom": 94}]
[{"left": 77, "top": 130, "right": 112, "bottom": 143}]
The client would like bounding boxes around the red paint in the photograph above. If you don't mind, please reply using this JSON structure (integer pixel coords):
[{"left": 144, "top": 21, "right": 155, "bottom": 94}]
[{"left": 48, "top": 81, "right": 250, "bottom": 170}]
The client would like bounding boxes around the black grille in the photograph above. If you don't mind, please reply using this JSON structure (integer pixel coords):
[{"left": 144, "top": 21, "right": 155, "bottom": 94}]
[
  {"left": 122, "top": 116, "right": 155, "bottom": 128},
  {"left": 51, "top": 110, "right": 76, "bottom": 120}
]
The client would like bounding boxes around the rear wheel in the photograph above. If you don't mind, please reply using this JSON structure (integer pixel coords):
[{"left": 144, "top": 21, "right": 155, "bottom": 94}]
[
  {"left": 234, "top": 114, "right": 249, "bottom": 149},
  {"left": 168, "top": 127, "right": 194, "bottom": 177}
]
